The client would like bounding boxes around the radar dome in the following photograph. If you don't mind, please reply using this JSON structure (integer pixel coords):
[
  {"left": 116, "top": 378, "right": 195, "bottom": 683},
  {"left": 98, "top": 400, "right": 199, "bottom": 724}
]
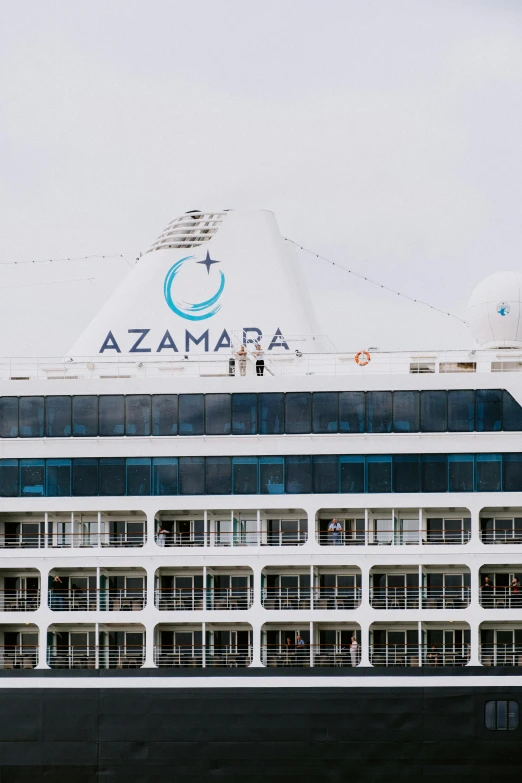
[{"left": 467, "top": 271, "right": 522, "bottom": 348}]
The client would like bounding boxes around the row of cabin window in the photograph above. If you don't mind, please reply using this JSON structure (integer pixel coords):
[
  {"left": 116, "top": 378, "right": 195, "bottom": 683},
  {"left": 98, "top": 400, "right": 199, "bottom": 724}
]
[
  {"left": 0, "top": 390, "right": 521, "bottom": 438},
  {"left": 0, "top": 453, "right": 521, "bottom": 497}
]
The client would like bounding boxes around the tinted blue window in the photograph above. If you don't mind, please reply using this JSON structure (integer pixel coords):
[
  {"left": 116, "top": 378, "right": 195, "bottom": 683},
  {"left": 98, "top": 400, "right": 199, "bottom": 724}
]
[
  {"left": 339, "top": 392, "right": 365, "bottom": 433},
  {"left": 448, "top": 390, "right": 474, "bottom": 432},
  {"left": 179, "top": 395, "right": 204, "bottom": 436},
  {"left": 72, "top": 459, "right": 98, "bottom": 496},
  {"left": 152, "top": 395, "right": 178, "bottom": 436},
  {"left": 232, "top": 457, "right": 258, "bottom": 494},
  {"left": 20, "top": 459, "right": 44, "bottom": 496},
  {"left": 367, "top": 456, "right": 392, "bottom": 492},
  {"left": 258, "top": 393, "right": 284, "bottom": 434},
  {"left": 366, "top": 392, "right": 392, "bottom": 433},
  {"left": 126, "top": 458, "right": 151, "bottom": 495},
  {"left": 503, "top": 454, "right": 522, "bottom": 492},
  {"left": 393, "top": 392, "right": 419, "bottom": 433},
  {"left": 476, "top": 454, "right": 501, "bottom": 491},
  {"left": 206, "top": 457, "right": 231, "bottom": 494},
  {"left": 393, "top": 455, "right": 420, "bottom": 492},
  {"left": 476, "top": 390, "right": 502, "bottom": 432},
  {"left": 99, "top": 458, "right": 125, "bottom": 495},
  {"left": 46, "top": 459, "right": 71, "bottom": 496},
  {"left": 46, "top": 397, "right": 71, "bottom": 437},
  {"left": 285, "top": 393, "right": 311, "bottom": 434},
  {"left": 0, "top": 459, "right": 19, "bottom": 497},
  {"left": 179, "top": 456, "right": 205, "bottom": 494},
  {"left": 503, "top": 392, "right": 522, "bottom": 431},
  {"left": 312, "top": 393, "right": 338, "bottom": 433},
  {"left": 126, "top": 396, "right": 151, "bottom": 436},
  {"left": 152, "top": 458, "right": 178, "bottom": 495},
  {"left": 19, "top": 397, "right": 44, "bottom": 438},
  {"left": 421, "top": 455, "right": 448, "bottom": 492},
  {"left": 232, "top": 394, "right": 257, "bottom": 435},
  {"left": 72, "top": 396, "right": 98, "bottom": 437},
  {"left": 313, "top": 455, "right": 338, "bottom": 493},
  {"left": 286, "top": 456, "right": 312, "bottom": 494},
  {"left": 420, "top": 391, "right": 447, "bottom": 432},
  {"left": 340, "top": 456, "right": 365, "bottom": 492},
  {"left": 205, "top": 394, "right": 231, "bottom": 435},
  {"left": 449, "top": 455, "right": 473, "bottom": 491},
  {"left": 0, "top": 398, "right": 18, "bottom": 438},
  {"left": 99, "top": 396, "right": 124, "bottom": 436},
  {"left": 260, "top": 456, "right": 284, "bottom": 494}
]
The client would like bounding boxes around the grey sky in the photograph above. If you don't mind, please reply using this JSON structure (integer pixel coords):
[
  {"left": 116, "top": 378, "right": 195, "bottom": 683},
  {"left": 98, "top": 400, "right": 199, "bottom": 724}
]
[{"left": 1, "top": 0, "right": 521, "bottom": 355}]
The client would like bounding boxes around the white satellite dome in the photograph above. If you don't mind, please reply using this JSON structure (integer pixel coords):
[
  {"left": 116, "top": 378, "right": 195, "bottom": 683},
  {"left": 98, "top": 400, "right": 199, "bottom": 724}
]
[{"left": 467, "top": 271, "right": 522, "bottom": 348}]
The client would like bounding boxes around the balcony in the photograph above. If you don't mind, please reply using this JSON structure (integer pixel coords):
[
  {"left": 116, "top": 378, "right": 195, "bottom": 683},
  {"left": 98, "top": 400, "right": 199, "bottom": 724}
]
[
  {"left": 262, "top": 644, "right": 360, "bottom": 667},
  {"left": 262, "top": 586, "right": 361, "bottom": 610},
  {"left": 0, "top": 645, "right": 38, "bottom": 669},
  {"left": 47, "top": 645, "right": 145, "bottom": 669},
  {"left": 154, "top": 645, "right": 252, "bottom": 667},
  {"left": 370, "top": 586, "right": 470, "bottom": 610},
  {"left": 480, "top": 568, "right": 522, "bottom": 608},
  {"left": 369, "top": 645, "right": 470, "bottom": 667},
  {"left": 480, "top": 511, "right": 522, "bottom": 544},
  {"left": 155, "top": 587, "right": 253, "bottom": 611},
  {"left": 371, "top": 623, "right": 470, "bottom": 666},
  {"left": 0, "top": 512, "right": 147, "bottom": 549},
  {"left": 48, "top": 587, "right": 146, "bottom": 611}
]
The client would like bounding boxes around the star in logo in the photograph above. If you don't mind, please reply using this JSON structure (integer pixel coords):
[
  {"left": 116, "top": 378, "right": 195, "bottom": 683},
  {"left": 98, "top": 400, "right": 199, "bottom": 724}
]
[{"left": 197, "top": 251, "right": 221, "bottom": 275}]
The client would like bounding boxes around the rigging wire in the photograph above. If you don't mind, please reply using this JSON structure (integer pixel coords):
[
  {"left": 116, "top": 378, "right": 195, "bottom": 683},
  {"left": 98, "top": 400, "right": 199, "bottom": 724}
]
[
  {"left": 0, "top": 253, "right": 136, "bottom": 268},
  {"left": 0, "top": 277, "right": 96, "bottom": 290},
  {"left": 284, "top": 237, "right": 469, "bottom": 327}
]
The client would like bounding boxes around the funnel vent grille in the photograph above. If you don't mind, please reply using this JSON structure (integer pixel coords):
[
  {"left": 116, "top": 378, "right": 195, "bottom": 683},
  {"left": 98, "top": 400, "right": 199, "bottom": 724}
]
[{"left": 148, "top": 211, "right": 227, "bottom": 252}]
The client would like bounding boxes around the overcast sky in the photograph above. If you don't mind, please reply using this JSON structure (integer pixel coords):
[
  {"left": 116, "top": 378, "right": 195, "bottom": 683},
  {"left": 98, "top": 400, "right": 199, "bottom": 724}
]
[{"left": 1, "top": 0, "right": 521, "bottom": 355}]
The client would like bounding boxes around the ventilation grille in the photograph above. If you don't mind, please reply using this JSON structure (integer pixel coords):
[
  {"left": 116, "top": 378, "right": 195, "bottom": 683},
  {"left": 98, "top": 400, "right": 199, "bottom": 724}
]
[{"left": 147, "top": 211, "right": 227, "bottom": 252}]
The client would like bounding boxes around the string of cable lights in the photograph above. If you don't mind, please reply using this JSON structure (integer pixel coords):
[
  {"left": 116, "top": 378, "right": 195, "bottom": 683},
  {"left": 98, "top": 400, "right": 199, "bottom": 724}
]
[{"left": 0, "top": 253, "right": 136, "bottom": 268}]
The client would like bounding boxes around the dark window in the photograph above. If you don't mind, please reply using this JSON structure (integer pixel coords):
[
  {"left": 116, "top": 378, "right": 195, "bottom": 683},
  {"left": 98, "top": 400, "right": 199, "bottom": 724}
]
[
  {"left": 421, "top": 455, "right": 448, "bottom": 492},
  {"left": 285, "top": 393, "right": 311, "bottom": 434},
  {"left": 152, "top": 458, "right": 178, "bottom": 495},
  {"left": 179, "top": 395, "right": 204, "bottom": 436},
  {"left": 72, "top": 459, "right": 98, "bottom": 496},
  {"left": 46, "top": 459, "right": 71, "bottom": 496},
  {"left": 393, "top": 455, "right": 420, "bottom": 492},
  {"left": 503, "top": 454, "right": 522, "bottom": 492},
  {"left": 393, "top": 392, "right": 419, "bottom": 433},
  {"left": 313, "top": 455, "right": 338, "bottom": 493},
  {"left": 126, "top": 458, "right": 151, "bottom": 495},
  {"left": 46, "top": 396, "right": 71, "bottom": 437},
  {"left": 366, "top": 392, "right": 392, "bottom": 433},
  {"left": 152, "top": 395, "right": 178, "bottom": 436},
  {"left": 476, "top": 389, "right": 502, "bottom": 432},
  {"left": 20, "top": 459, "right": 44, "bottom": 496},
  {"left": 19, "top": 397, "right": 44, "bottom": 438},
  {"left": 260, "top": 457, "right": 284, "bottom": 494},
  {"left": 420, "top": 390, "right": 447, "bottom": 432},
  {"left": 206, "top": 457, "right": 232, "bottom": 494},
  {"left": 367, "top": 456, "right": 392, "bottom": 492},
  {"left": 312, "top": 393, "right": 338, "bottom": 433},
  {"left": 503, "top": 391, "right": 522, "bottom": 431},
  {"left": 340, "top": 456, "right": 365, "bottom": 493},
  {"left": 258, "top": 393, "right": 284, "bottom": 434},
  {"left": 179, "top": 457, "right": 205, "bottom": 494},
  {"left": 99, "top": 396, "right": 124, "bottom": 436},
  {"left": 126, "top": 396, "right": 151, "bottom": 436},
  {"left": 232, "top": 394, "right": 257, "bottom": 435},
  {"left": 72, "top": 396, "right": 98, "bottom": 437},
  {"left": 0, "top": 460, "right": 19, "bottom": 497},
  {"left": 449, "top": 455, "right": 473, "bottom": 492},
  {"left": 205, "top": 394, "right": 231, "bottom": 435},
  {"left": 339, "top": 392, "right": 365, "bottom": 433},
  {"left": 285, "top": 456, "right": 312, "bottom": 494},
  {"left": 485, "top": 700, "right": 519, "bottom": 731},
  {"left": 476, "top": 454, "right": 501, "bottom": 491},
  {"left": 232, "top": 457, "right": 258, "bottom": 494},
  {"left": 0, "top": 398, "right": 18, "bottom": 438},
  {"left": 448, "top": 390, "right": 474, "bottom": 432},
  {"left": 99, "top": 458, "right": 125, "bottom": 495}
]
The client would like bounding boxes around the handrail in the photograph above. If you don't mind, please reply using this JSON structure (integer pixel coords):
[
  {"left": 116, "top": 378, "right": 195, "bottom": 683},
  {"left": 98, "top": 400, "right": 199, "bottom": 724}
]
[
  {"left": 48, "top": 588, "right": 146, "bottom": 611},
  {"left": 0, "top": 646, "right": 38, "bottom": 669},
  {"left": 317, "top": 529, "right": 472, "bottom": 546},
  {"left": 155, "top": 587, "right": 253, "bottom": 610},
  {"left": 262, "top": 586, "right": 362, "bottom": 610},
  {"left": 261, "top": 643, "right": 361, "bottom": 667},
  {"left": 480, "top": 530, "right": 522, "bottom": 544},
  {"left": 370, "top": 644, "right": 470, "bottom": 667},
  {"left": 0, "top": 532, "right": 146, "bottom": 549},
  {"left": 154, "top": 645, "right": 253, "bottom": 667},
  {"left": 0, "top": 589, "right": 40, "bottom": 611},
  {"left": 370, "top": 586, "right": 470, "bottom": 609},
  {"left": 480, "top": 644, "right": 522, "bottom": 666},
  {"left": 480, "top": 587, "right": 522, "bottom": 608},
  {"left": 47, "top": 645, "right": 145, "bottom": 669},
  {"left": 156, "top": 531, "right": 308, "bottom": 548}
]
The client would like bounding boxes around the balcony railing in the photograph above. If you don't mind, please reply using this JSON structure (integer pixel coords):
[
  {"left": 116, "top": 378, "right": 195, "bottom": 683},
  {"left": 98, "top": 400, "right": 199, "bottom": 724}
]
[
  {"left": 155, "top": 587, "right": 253, "bottom": 611},
  {"left": 262, "top": 644, "right": 361, "bottom": 667},
  {"left": 480, "top": 530, "right": 522, "bottom": 545},
  {"left": 47, "top": 645, "right": 145, "bottom": 669},
  {"left": 370, "top": 586, "right": 470, "bottom": 610},
  {"left": 0, "top": 646, "right": 38, "bottom": 669},
  {"left": 0, "top": 589, "right": 40, "bottom": 611},
  {"left": 0, "top": 532, "right": 146, "bottom": 549},
  {"left": 480, "top": 588, "right": 522, "bottom": 609},
  {"left": 154, "top": 645, "right": 252, "bottom": 667},
  {"left": 48, "top": 588, "right": 146, "bottom": 611},
  {"left": 481, "top": 644, "right": 522, "bottom": 666},
  {"left": 262, "top": 587, "right": 361, "bottom": 610},
  {"left": 370, "top": 644, "right": 470, "bottom": 667},
  {"left": 156, "top": 531, "right": 308, "bottom": 547},
  {"left": 317, "top": 529, "right": 471, "bottom": 546}
]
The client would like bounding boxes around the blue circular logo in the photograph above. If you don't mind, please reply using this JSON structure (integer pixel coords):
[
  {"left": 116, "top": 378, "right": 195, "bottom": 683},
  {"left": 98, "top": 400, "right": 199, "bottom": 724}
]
[
  {"left": 497, "top": 301, "right": 511, "bottom": 317},
  {"left": 164, "top": 252, "right": 225, "bottom": 321}
]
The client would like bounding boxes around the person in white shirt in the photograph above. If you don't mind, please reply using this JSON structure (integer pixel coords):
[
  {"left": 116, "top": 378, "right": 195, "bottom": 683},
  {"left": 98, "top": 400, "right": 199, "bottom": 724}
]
[
  {"left": 350, "top": 636, "right": 358, "bottom": 667},
  {"left": 328, "top": 518, "right": 343, "bottom": 546}
]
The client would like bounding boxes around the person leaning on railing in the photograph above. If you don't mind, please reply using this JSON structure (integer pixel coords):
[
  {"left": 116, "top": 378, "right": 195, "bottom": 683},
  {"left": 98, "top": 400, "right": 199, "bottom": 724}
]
[{"left": 328, "top": 518, "right": 343, "bottom": 546}]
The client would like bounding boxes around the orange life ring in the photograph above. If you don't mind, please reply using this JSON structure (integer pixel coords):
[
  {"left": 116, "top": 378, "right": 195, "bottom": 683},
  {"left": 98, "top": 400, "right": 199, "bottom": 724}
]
[{"left": 355, "top": 350, "right": 371, "bottom": 366}]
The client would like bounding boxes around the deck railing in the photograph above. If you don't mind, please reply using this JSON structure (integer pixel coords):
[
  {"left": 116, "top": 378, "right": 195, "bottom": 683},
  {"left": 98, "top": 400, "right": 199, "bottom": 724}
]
[
  {"left": 48, "top": 588, "right": 146, "bottom": 611},
  {"left": 370, "top": 586, "right": 470, "bottom": 610},
  {"left": 370, "top": 644, "right": 470, "bottom": 667},
  {"left": 480, "top": 530, "right": 522, "bottom": 545},
  {"left": 47, "top": 645, "right": 145, "bottom": 669},
  {"left": 155, "top": 587, "right": 253, "bottom": 611},
  {"left": 0, "top": 646, "right": 38, "bottom": 669},
  {"left": 262, "top": 644, "right": 360, "bottom": 667},
  {"left": 0, "top": 589, "right": 40, "bottom": 611},
  {"left": 480, "top": 645, "right": 522, "bottom": 667},
  {"left": 317, "top": 529, "right": 471, "bottom": 546},
  {"left": 156, "top": 531, "right": 307, "bottom": 548},
  {"left": 262, "top": 587, "right": 361, "bottom": 610},
  {"left": 480, "top": 587, "right": 522, "bottom": 608},
  {"left": 0, "top": 532, "right": 146, "bottom": 549},
  {"left": 154, "top": 645, "right": 252, "bottom": 667}
]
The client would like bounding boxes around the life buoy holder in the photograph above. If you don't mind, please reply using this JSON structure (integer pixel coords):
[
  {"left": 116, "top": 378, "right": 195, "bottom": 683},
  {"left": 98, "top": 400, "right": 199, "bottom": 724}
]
[{"left": 355, "top": 350, "right": 371, "bottom": 366}]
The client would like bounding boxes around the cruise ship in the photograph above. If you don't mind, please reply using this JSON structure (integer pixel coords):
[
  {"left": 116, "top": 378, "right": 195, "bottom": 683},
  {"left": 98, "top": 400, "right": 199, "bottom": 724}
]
[{"left": 1, "top": 209, "right": 522, "bottom": 780}]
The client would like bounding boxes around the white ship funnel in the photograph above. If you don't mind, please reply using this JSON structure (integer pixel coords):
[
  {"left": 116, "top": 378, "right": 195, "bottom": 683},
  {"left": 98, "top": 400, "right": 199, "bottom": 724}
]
[{"left": 68, "top": 210, "right": 325, "bottom": 357}]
